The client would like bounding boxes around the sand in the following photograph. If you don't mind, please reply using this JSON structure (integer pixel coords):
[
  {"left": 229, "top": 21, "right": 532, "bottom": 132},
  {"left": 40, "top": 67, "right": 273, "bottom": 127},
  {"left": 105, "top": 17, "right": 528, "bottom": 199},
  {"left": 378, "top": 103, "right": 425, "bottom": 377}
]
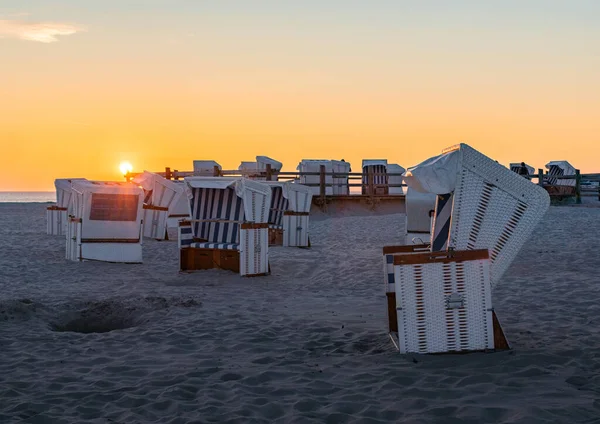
[{"left": 1, "top": 201, "right": 600, "bottom": 423}]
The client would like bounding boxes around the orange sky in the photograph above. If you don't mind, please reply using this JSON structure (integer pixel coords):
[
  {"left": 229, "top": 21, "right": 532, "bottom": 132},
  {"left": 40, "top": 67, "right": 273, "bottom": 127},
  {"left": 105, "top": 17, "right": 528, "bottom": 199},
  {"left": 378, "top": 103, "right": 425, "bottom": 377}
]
[{"left": 1, "top": 1, "right": 598, "bottom": 190}]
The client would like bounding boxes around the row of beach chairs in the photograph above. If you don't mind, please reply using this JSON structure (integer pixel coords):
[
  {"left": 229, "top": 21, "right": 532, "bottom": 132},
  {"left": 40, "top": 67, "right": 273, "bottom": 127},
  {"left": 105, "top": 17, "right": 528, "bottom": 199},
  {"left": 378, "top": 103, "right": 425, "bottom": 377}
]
[{"left": 46, "top": 174, "right": 313, "bottom": 276}]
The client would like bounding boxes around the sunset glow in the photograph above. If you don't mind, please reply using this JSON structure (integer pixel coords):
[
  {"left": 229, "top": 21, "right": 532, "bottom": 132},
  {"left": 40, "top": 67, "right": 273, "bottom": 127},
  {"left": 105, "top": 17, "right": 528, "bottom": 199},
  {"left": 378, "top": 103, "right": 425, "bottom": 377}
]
[
  {"left": 119, "top": 161, "right": 133, "bottom": 176},
  {"left": 1, "top": 1, "right": 599, "bottom": 191}
]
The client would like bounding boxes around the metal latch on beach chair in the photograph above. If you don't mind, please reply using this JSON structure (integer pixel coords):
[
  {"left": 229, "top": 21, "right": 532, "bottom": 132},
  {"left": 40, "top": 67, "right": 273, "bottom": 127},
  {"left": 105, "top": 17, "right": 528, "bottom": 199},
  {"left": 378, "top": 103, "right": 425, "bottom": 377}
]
[{"left": 445, "top": 293, "right": 464, "bottom": 309}]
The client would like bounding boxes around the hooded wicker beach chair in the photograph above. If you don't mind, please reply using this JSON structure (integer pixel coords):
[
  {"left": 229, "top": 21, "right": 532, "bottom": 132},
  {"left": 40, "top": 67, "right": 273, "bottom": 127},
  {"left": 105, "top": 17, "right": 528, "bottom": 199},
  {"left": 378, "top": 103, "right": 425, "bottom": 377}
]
[
  {"left": 193, "top": 160, "right": 222, "bottom": 177},
  {"left": 297, "top": 160, "right": 333, "bottom": 196},
  {"left": 47, "top": 178, "right": 87, "bottom": 236},
  {"left": 544, "top": 161, "right": 577, "bottom": 197},
  {"left": 66, "top": 180, "right": 145, "bottom": 263},
  {"left": 382, "top": 144, "right": 550, "bottom": 354},
  {"left": 132, "top": 171, "right": 189, "bottom": 240},
  {"left": 178, "top": 177, "right": 271, "bottom": 277},
  {"left": 509, "top": 163, "right": 535, "bottom": 177},
  {"left": 262, "top": 181, "right": 313, "bottom": 247},
  {"left": 387, "top": 164, "right": 406, "bottom": 195},
  {"left": 238, "top": 156, "right": 283, "bottom": 180},
  {"left": 331, "top": 160, "right": 351, "bottom": 195},
  {"left": 362, "top": 159, "right": 388, "bottom": 195}
]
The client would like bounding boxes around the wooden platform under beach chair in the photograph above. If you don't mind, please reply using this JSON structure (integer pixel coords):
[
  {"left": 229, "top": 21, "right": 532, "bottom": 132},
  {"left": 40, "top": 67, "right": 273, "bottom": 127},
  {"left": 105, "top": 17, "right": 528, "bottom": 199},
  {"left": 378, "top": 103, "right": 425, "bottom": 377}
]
[
  {"left": 262, "top": 181, "right": 313, "bottom": 247},
  {"left": 382, "top": 143, "right": 550, "bottom": 354},
  {"left": 178, "top": 177, "right": 271, "bottom": 277}
]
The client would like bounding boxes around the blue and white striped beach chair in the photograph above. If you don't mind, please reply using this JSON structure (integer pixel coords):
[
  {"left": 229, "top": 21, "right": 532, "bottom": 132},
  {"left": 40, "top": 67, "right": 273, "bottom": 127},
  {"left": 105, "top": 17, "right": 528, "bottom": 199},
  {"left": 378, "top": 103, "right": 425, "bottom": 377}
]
[
  {"left": 179, "top": 177, "right": 271, "bottom": 276},
  {"left": 362, "top": 160, "right": 388, "bottom": 195}
]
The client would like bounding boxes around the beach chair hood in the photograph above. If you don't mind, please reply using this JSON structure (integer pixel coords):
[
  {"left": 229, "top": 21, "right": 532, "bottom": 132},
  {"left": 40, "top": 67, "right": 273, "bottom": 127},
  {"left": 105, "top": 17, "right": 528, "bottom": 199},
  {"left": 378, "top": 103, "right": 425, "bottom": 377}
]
[{"left": 403, "top": 150, "right": 460, "bottom": 194}]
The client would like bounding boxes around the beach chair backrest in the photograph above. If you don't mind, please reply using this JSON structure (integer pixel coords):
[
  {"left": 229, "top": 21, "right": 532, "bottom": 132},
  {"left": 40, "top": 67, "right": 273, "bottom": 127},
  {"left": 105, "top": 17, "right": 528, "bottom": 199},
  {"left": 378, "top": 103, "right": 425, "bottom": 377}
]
[
  {"left": 189, "top": 187, "right": 245, "bottom": 243},
  {"left": 407, "top": 144, "right": 550, "bottom": 285},
  {"left": 268, "top": 185, "right": 288, "bottom": 227}
]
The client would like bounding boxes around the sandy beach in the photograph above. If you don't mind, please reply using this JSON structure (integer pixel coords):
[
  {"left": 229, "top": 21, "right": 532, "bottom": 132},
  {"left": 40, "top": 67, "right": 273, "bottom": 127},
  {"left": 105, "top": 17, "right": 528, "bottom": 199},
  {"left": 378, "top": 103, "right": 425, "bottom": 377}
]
[{"left": 1, "top": 202, "right": 600, "bottom": 423}]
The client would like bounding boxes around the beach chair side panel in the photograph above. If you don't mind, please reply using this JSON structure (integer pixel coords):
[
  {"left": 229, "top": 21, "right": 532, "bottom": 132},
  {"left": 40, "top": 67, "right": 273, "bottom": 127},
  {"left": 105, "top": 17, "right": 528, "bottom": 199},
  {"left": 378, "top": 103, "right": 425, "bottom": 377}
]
[
  {"left": 142, "top": 205, "right": 169, "bottom": 240},
  {"left": 394, "top": 250, "right": 494, "bottom": 354},
  {"left": 47, "top": 207, "right": 67, "bottom": 236}
]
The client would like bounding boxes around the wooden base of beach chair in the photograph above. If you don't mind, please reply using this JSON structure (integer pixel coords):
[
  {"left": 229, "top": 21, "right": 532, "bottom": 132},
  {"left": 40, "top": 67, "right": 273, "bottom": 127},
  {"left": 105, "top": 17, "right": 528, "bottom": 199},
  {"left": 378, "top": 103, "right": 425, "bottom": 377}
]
[
  {"left": 180, "top": 248, "right": 240, "bottom": 273},
  {"left": 268, "top": 228, "right": 283, "bottom": 246}
]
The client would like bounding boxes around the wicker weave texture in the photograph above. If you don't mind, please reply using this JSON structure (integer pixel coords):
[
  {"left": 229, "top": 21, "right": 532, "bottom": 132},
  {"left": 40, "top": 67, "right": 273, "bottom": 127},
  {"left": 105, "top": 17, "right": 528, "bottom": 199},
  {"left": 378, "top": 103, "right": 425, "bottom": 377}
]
[
  {"left": 394, "top": 257, "right": 494, "bottom": 354},
  {"left": 240, "top": 228, "right": 269, "bottom": 276},
  {"left": 450, "top": 145, "right": 550, "bottom": 285}
]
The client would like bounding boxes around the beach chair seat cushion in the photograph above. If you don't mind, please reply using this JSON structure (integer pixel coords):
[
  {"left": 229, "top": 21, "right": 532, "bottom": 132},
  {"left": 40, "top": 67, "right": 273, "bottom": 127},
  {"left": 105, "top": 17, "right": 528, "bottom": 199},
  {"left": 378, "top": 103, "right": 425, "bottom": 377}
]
[{"left": 190, "top": 242, "right": 239, "bottom": 250}]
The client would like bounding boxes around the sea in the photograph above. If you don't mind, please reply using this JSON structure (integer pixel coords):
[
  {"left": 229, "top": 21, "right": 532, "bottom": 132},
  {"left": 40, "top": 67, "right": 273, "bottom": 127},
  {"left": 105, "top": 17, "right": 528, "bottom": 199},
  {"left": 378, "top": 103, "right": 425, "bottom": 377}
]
[{"left": 0, "top": 192, "right": 55, "bottom": 203}]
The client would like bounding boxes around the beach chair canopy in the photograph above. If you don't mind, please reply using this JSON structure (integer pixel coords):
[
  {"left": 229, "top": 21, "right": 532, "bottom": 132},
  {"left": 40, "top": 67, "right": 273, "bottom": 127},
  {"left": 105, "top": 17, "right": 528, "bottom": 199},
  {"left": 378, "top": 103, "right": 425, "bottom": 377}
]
[
  {"left": 193, "top": 160, "right": 221, "bottom": 176},
  {"left": 133, "top": 171, "right": 187, "bottom": 214},
  {"left": 509, "top": 163, "right": 535, "bottom": 176},
  {"left": 69, "top": 180, "right": 144, "bottom": 240},
  {"left": 403, "top": 143, "right": 550, "bottom": 284},
  {"left": 545, "top": 161, "right": 575, "bottom": 175},
  {"left": 362, "top": 159, "right": 388, "bottom": 168},
  {"left": 256, "top": 156, "right": 282, "bottom": 171},
  {"left": 54, "top": 178, "right": 87, "bottom": 208}
]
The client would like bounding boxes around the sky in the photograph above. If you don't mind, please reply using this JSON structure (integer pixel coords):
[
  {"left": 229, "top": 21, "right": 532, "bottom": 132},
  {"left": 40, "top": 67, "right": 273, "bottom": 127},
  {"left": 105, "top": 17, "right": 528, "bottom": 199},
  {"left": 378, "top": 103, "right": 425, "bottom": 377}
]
[{"left": 1, "top": 0, "right": 598, "bottom": 190}]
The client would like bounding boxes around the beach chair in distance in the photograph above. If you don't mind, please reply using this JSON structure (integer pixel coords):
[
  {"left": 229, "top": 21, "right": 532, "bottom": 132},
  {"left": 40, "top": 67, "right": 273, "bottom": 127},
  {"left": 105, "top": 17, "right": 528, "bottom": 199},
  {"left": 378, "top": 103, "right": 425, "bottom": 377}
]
[
  {"left": 331, "top": 160, "right": 351, "bottom": 195},
  {"left": 362, "top": 160, "right": 388, "bottom": 195},
  {"left": 262, "top": 181, "right": 313, "bottom": 247},
  {"left": 387, "top": 164, "right": 405, "bottom": 195},
  {"left": 179, "top": 177, "right": 271, "bottom": 277},
  {"left": 238, "top": 156, "right": 283, "bottom": 180},
  {"left": 297, "top": 160, "right": 333, "bottom": 196},
  {"left": 47, "top": 178, "right": 87, "bottom": 236},
  {"left": 132, "top": 171, "right": 189, "bottom": 240},
  {"left": 510, "top": 162, "right": 535, "bottom": 177},
  {"left": 66, "top": 181, "right": 145, "bottom": 263},
  {"left": 193, "top": 160, "right": 222, "bottom": 177},
  {"left": 382, "top": 144, "right": 550, "bottom": 354},
  {"left": 404, "top": 187, "right": 436, "bottom": 245},
  {"left": 544, "top": 161, "right": 577, "bottom": 198}
]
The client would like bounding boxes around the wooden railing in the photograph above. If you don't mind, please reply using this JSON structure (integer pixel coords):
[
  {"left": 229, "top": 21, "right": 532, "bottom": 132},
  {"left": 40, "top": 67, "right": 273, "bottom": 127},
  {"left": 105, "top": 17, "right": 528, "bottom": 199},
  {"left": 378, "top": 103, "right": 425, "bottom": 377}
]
[{"left": 126, "top": 166, "right": 600, "bottom": 205}]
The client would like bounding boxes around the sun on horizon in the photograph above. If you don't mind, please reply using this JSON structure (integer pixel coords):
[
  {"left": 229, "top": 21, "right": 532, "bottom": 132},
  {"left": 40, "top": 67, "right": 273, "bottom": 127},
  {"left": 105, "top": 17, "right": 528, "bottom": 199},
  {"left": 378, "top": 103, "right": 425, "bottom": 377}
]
[{"left": 119, "top": 161, "right": 133, "bottom": 176}]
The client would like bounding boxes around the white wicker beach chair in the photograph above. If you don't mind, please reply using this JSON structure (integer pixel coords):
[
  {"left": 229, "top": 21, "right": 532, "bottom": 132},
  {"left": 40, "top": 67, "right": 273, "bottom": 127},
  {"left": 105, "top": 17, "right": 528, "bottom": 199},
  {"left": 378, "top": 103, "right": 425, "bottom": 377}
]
[
  {"left": 331, "top": 160, "right": 351, "bottom": 195},
  {"left": 238, "top": 156, "right": 282, "bottom": 180},
  {"left": 179, "top": 177, "right": 271, "bottom": 276},
  {"left": 387, "top": 164, "right": 405, "bottom": 195},
  {"left": 47, "top": 178, "right": 87, "bottom": 236},
  {"left": 383, "top": 144, "right": 550, "bottom": 354},
  {"left": 66, "top": 181, "right": 144, "bottom": 263},
  {"left": 509, "top": 162, "right": 535, "bottom": 177},
  {"left": 193, "top": 160, "right": 221, "bottom": 176},
  {"left": 262, "top": 181, "right": 313, "bottom": 247},
  {"left": 362, "top": 160, "right": 388, "bottom": 195},
  {"left": 297, "top": 160, "right": 333, "bottom": 196},
  {"left": 133, "top": 171, "right": 189, "bottom": 240}
]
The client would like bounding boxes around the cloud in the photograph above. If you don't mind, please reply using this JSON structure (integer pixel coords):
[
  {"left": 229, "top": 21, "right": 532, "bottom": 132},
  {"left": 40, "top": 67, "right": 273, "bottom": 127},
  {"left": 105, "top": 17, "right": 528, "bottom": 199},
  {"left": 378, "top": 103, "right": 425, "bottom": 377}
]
[{"left": 0, "top": 19, "right": 84, "bottom": 43}]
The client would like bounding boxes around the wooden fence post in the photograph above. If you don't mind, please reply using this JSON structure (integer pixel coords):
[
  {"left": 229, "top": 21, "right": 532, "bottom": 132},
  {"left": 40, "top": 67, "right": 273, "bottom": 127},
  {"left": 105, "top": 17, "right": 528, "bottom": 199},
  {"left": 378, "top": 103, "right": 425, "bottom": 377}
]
[
  {"left": 173, "top": 169, "right": 179, "bottom": 181},
  {"left": 537, "top": 168, "right": 544, "bottom": 187},
  {"left": 319, "top": 165, "right": 326, "bottom": 205},
  {"left": 213, "top": 166, "right": 220, "bottom": 177},
  {"left": 575, "top": 169, "right": 582, "bottom": 204},
  {"left": 266, "top": 164, "right": 272, "bottom": 181},
  {"left": 165, "top": 167, "right": 171, "bottom": 180}
]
